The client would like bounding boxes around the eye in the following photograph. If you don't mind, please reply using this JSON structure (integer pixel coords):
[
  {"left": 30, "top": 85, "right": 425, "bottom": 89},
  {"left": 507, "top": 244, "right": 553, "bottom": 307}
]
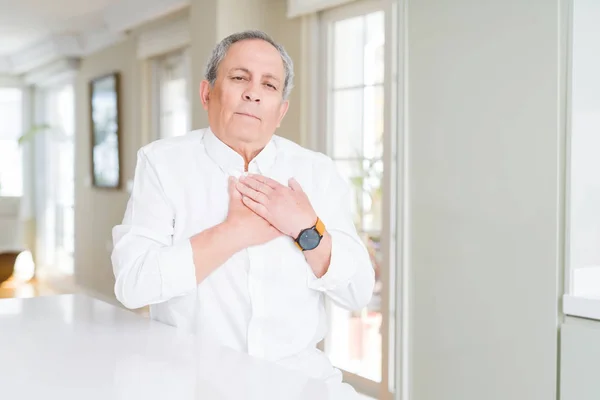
[
  {"left": 264, "top": 83, "right": 277, "bottom": 90},
  {"left": 232, "top": 76, "right": 246, "bottom": 81}
]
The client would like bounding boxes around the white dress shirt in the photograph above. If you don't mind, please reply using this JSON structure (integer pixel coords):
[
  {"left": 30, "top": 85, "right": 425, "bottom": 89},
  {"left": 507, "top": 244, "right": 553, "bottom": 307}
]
[{"left": 111, "top": 128, "right": 375, "bottom": 385}]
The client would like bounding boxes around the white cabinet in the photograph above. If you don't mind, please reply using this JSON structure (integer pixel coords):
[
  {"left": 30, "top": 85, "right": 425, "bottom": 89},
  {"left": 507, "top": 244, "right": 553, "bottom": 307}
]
[{"left": 560, "top": 321, "right": 600, "bottom": 400}]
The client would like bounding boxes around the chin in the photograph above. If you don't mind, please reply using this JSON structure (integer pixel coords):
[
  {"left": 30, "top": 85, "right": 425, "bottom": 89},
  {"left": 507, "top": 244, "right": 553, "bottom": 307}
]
[{"left": 230, "top": 125, "right": 264, "bottom": 143}]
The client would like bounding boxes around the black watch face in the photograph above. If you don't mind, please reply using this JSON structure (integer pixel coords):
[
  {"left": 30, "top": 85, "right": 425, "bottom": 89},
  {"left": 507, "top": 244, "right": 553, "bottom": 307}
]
[{"left": 298, "top": 228, "right": 321, "bottom": 251}]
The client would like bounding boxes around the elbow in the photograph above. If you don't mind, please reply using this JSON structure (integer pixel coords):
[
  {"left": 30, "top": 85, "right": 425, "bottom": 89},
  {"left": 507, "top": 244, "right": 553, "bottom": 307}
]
[
  {"left": 352, "top": 271, "right": 376, "bottom": 311},
  {"left": 334, "top": 260, "right": 375, "bottom": 312},
  {"left": 112, "top": 251, "right": 155, "bottom": 310},
  {"left": 114, "top": 274, "right": 149, "bottom": 310}
]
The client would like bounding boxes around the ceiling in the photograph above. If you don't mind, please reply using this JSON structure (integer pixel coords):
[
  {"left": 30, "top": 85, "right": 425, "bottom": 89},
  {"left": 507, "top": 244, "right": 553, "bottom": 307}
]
[
  {"left": 0, "top": 0, "right": 122, "bottom": 56},
  {"left": 0, "top": 0, "right": 189, "bottom": 77}
]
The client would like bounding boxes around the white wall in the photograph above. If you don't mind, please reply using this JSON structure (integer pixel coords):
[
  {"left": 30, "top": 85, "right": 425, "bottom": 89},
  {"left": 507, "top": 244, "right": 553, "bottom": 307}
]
[
  {"left": 75, "top": 36, "right": 141, "bottom": 297},
  {"left": 406, "top": 0, "right": 565, "bottom": 399}
]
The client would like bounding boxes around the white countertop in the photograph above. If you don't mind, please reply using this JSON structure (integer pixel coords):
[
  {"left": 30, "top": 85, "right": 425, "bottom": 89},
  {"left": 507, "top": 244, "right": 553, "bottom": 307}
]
[{"left": 0, "top": 294, "right": 330, "bottom": 400}]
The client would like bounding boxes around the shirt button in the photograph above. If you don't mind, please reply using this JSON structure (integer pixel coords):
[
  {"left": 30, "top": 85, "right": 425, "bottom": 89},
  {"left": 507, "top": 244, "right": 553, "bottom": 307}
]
[{"left": 228, "top": 169, "right": 242, "bottom": 178}]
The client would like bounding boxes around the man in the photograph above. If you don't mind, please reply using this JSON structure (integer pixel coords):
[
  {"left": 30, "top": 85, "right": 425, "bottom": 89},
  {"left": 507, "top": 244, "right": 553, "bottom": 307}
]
[{"left": 111, "top": 30, "right": 375, "bottom": 396}]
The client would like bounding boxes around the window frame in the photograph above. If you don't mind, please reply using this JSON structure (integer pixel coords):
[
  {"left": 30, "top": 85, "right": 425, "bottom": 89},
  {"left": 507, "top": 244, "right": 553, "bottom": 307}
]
[{"left": 562, "top": 0, "right": 600, "bottom": 321}]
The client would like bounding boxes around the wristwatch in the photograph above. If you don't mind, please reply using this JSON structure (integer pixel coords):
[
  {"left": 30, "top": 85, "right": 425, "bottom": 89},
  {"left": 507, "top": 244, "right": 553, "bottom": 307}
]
[{"left": 295, "top": 217, "right": 326, "bottom": 251}]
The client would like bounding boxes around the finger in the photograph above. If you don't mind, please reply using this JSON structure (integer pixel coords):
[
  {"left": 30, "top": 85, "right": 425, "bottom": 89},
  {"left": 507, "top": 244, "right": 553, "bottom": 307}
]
[
  {"left": 288, "top": 177, "right": 303, "bottom": 192},
  {"left": 246, "top": 174, "right": 282, "bottom": 190},
  {"left": 228, "top": 177, "right": 241, "bottom": 200},
  {"left": 236, "top": 181, "right": 269, "bottom": 205},
  {"left": 242, "top": 195, "right": 269, "bottom": 219},
  {"left": 241, "top": 175, "right": 275, "bottom": 195}
]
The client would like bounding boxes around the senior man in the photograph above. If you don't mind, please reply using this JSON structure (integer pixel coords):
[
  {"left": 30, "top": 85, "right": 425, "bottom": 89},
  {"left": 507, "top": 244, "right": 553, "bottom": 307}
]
[{"left": 111, "top": 30, "right": 375, "bottom": 395}]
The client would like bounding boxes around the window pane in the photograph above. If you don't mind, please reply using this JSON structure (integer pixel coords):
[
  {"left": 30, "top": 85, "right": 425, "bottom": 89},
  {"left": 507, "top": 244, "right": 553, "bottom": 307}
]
[
  {"left": 44, "top": 84, "right": 75, "bottom": 275},
  {"left": 363, "top": 85, "right": 384, "bottom": 159},
  {"left": 0, "top": 88, "right": 22, "bottom": 140},
  {"left": 334, "top": 160, "right": 364, "bottom": 231},
  {"left": 326, "top": 7, "right": 387, "bottom": 386},
  {"left": 362, "top": 158, "right": 383, "bottom": 232},
  {"left": 57, "top": 86, "right": 75, "bottom": 137},
  {"left": 333, "top": 16, "right": 365, "bottom": 89},
  {"left": 365, "top": 11, "right": 385, "bottom": 85},
  {"left": 568, "top": 0, "right": 600, "bottom": 298},
  {"left": 0, "top": 88, "right": 23, "bottom": 197},
  {"left": 332, "top": 88, "right": 363, "bottom": 158},
  {"left": 158, "top": 51, "right": 190, "bottom": 139},
  {"left": 0, "top": 140, "right": 23, "bottom": 196},
  {"left": 329, "top": 239, "right": 382, "bottom": 382}
]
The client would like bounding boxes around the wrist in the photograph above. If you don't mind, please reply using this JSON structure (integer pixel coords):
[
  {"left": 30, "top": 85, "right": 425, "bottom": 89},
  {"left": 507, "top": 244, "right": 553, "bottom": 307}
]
[
  {"left": 292, "top": 215, "right": 318, "bottom": 239},
  {"left": 220, "top": 220, "right": 247, "bottom": 252},
  {"left": 294, "top": 216, "right": 326, "bottom": 251}
]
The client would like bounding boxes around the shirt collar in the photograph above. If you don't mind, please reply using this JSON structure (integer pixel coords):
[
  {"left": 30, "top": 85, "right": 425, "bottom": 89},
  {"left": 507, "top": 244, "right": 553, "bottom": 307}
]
[{"left": 202, "top": 127, "right": 277, "bottom": 175}]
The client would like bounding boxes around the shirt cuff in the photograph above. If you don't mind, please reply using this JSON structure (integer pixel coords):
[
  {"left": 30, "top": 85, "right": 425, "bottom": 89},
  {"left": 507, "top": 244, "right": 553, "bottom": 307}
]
[
  {"left": 307, "top": 230, "right": 359, "bottom": 292},
  {"left": 158, "top": 239, "right": 198, "bottom": 299}
]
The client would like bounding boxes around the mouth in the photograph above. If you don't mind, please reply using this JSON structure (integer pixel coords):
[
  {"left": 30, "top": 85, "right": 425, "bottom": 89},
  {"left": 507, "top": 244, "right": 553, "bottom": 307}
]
[{"left": 235, "top": 112, "right": 261, "bottom": 121}]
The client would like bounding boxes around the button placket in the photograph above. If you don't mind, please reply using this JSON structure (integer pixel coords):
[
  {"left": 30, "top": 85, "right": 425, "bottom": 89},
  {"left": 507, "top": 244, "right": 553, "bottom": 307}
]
[{"left": 246, "top": 245, "right": 267, "bottom": 359}]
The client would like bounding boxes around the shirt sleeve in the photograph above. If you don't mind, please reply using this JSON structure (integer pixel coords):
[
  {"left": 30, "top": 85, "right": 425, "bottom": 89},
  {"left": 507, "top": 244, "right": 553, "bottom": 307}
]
[
  {"left": 307, "top": 158, "right": 376, "bottom": 311},
  {"left": 111, "top": 148, "right": 197, "bottom": 309}
]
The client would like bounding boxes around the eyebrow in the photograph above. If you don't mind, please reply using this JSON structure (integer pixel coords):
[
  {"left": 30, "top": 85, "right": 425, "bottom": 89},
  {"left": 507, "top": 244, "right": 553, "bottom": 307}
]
[{"left": 229, "top": 67, "right": 281, "bottom": 83}]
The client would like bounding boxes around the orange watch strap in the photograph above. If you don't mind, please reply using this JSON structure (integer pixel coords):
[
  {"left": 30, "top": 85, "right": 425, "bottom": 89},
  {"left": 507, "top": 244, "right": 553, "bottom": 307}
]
[{"left": 315, "top": 217, "right": 326, "bottom": 236}]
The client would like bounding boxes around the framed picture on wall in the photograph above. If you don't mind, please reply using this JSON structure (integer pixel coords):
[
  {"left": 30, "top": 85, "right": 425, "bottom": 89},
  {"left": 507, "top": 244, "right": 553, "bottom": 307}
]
[{"left": 89, "top": 72, "right": 121, "bottom": 189}]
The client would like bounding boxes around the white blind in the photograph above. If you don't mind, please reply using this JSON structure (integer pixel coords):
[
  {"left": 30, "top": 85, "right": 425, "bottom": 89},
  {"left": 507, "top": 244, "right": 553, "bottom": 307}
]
[{"left": 0, "top": 88, "right": 23, "bottom": 140}]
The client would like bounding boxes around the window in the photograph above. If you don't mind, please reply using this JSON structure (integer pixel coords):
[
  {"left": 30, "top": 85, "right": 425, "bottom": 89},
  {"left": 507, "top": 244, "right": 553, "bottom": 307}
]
[
  {"left": 564, "top": 0, "right": 600, "bottom": 318},
  {"left": 153, "top": 50, "right": 191, "bottom": 139},
  {"left": 33, "top": 83, "right": 75, "bottom": 277},
  {"left": 46, "top": 84, "right": 75, "bottom": 275},
  {"left": 0, "top": 88, "right": 23, "bottom": 197},
  {"left": 318, "top": 1, "right": 397, "bottom": 395}
]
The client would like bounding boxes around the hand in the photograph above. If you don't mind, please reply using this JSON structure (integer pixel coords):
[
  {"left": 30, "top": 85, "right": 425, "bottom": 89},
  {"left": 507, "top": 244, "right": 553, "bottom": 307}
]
[
  {"left": 225, "top": 176, "right": 282, "bottom": 248},
  {"left": 236, "top": 174, "right": 318, "bottom": 239}
]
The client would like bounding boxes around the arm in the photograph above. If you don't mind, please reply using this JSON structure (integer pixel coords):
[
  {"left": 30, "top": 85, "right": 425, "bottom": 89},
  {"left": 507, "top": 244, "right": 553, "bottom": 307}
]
[
  {"left": 111, "top": 149, "right": 242, "bottom": 309},
  {"left": 304, "top": 163, "right": 376, "bottom": 311},
  {"left": 236, "top": 162, "right": 376, "bottom": 312}
]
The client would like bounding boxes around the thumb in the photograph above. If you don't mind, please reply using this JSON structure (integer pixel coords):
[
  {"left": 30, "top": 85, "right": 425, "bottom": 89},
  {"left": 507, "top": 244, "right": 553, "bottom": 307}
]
[
  {"left": 288, "top": 177, "right": 303, "bottom": 192},
  {"left": 228, "top": 176, "right": 241, "bottom": 200}
]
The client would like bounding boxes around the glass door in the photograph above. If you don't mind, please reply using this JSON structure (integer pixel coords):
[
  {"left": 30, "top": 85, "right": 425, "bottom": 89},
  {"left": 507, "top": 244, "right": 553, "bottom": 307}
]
[{"left": 319, "top": 1, "right": 398, "bottom": 398}]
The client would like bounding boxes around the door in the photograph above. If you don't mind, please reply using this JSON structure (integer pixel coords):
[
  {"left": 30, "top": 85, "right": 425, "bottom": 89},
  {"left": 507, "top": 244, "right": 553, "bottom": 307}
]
[{"left": 318, "top": 1, "right": 400, "bottom": 397}]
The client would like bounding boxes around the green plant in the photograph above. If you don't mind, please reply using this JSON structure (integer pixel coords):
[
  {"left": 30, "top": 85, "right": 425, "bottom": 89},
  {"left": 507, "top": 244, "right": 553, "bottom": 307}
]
[{"left": 17, "top": 123, "right": 51, "bottom": 146}]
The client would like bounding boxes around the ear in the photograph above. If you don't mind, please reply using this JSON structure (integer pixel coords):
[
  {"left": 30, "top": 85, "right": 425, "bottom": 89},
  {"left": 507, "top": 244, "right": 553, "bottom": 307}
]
[
  {"left": 276, "top": 100, "right": 290, "bottom": 128},
  {"left": 200, "top": 80, "right": 211, "bottom": 110}
]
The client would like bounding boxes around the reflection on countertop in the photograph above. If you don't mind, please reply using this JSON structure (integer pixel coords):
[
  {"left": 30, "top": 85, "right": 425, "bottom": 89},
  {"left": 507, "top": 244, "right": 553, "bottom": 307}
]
[{"left": 0, "top": 294, "right": 348, "bottom": 400}]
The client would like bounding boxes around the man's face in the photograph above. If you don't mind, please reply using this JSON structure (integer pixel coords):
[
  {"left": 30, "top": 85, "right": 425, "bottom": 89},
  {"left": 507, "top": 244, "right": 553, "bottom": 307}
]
[{"left": 200, "top": 39, "right": 289, "bottom": 145}]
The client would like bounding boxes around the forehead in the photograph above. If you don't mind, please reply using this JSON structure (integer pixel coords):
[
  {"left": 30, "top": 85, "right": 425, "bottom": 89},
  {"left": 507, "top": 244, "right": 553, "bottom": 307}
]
[{"left": 219, "top": 39, "right": 285, "bottom": 79}]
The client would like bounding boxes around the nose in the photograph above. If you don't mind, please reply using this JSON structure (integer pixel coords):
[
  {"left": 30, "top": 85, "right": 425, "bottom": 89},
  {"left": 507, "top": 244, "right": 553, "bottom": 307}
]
[{"left": 243, "top": 89, "right": 261, "bottom": 103}]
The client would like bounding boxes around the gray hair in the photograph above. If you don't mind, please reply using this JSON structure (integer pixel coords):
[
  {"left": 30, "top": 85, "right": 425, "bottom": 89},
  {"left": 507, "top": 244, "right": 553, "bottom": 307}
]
[{"left": 204, "top": 30, "right": 294, "bottom": 100}]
